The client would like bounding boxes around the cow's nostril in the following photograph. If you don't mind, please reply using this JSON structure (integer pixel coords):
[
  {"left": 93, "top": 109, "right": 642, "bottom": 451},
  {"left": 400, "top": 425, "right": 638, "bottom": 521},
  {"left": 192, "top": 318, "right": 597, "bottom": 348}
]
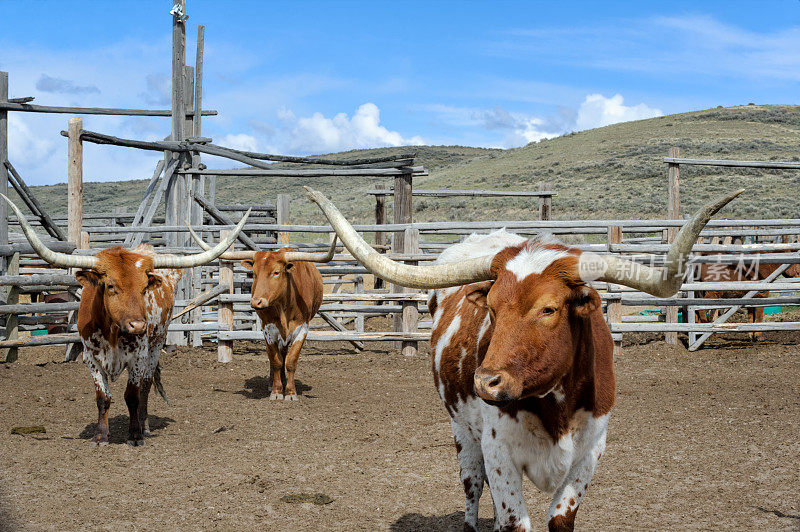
[
  {"left": 126, "top": 320, "right": 146, "bottom": 334},
  {"left": 485, "top": 374, "right": 502, "bottom": 389}
]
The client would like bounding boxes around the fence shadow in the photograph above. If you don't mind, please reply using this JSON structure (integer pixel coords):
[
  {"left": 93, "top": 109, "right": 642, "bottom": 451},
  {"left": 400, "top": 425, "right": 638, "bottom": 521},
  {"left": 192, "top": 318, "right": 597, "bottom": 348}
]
[
  {"left": 755, "top": 506, "right": 800, "bottom": 523},
  {"left": 390, "top": 512, "right": 492, "bottom": 531},
  {"left": 235, "top": 375, "right": 313, "bottom": 400},
  {"left": 78, "top": 414, "right": 175, "bottom": 444}
]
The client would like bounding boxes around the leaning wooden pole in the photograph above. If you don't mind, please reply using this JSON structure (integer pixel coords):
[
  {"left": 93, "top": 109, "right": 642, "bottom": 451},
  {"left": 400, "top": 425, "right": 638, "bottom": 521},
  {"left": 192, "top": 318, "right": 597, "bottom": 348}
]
[{"left": 0, "top": 72, "right": 9, "bottom": 270}]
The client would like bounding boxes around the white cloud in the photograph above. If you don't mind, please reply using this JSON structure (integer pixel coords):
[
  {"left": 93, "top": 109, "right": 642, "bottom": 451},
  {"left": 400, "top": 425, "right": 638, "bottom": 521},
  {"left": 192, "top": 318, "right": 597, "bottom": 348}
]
[
  {"left": 219, "top": 133, "right": 259, "bottom": 152},
  {"left": 574, "top": 94, "right": 662, "bottom": 131},
  {"left": 274, "top": 103, "right": 424, "bottom": 154}
]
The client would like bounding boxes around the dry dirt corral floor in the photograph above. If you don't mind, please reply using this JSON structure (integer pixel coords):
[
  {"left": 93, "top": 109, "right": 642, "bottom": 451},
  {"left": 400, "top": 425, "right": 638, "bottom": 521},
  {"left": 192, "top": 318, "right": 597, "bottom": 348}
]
[{"left": 1, "top": 332, "right": 799, "bottom": 531}]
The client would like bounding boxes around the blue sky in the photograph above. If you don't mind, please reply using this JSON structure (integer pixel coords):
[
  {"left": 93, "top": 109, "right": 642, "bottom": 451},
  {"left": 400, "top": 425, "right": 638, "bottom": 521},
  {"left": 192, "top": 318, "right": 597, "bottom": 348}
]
[{"left": 2, "top": 0, "right": 800, "bottom": 185}]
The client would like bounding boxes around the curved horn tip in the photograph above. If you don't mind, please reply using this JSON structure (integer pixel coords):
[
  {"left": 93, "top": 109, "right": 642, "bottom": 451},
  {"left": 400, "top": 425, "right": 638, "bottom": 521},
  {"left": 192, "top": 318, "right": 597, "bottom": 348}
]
[{"left": 303, "top": 186, "right": 325, "bottom": 204}]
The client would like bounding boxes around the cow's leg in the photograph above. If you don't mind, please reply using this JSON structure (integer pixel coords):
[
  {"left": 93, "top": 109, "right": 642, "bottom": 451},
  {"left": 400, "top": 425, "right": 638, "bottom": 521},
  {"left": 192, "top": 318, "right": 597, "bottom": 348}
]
[
  {"left": 481, "top": 434, "right": 530, "bottom": 531},
  {"left": 89, "top": 366, "right": 111, "bottom": 446},
  {"left": 139, "top": 377, "right": 153, "bottom": 436},
  {"left": 124, "top": 379, "right": 145, "bottom": 446},
  {"left": 546, "top": 421, "right": 608, "bottom": 531},
  {"left": 283, "top": 324, "right": 308, "bottom": 401},
  {"left": 748, "top": 304, "right": 764, "bottom": 341},
  {"left": 452, "top": 421, "right": 485, "bottom": 532},
  {"left": 93, "top": 387, "right": 112, "bottom": 447},
  {"left": 266, "top": 342, "right": 285, "bottom": 400}
]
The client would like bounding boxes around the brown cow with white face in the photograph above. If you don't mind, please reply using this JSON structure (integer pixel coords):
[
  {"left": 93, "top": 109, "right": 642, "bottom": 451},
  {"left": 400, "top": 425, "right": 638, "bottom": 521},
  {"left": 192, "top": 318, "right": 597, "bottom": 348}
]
[
  {"left": 189, "top": 228, "right": 335, "bottom": 401},
  {"left": 305, "top": 186, "right": 741, "bottom": 531},
  {"left": 6, "top": 196, "right": 248, "bottom": 446}
]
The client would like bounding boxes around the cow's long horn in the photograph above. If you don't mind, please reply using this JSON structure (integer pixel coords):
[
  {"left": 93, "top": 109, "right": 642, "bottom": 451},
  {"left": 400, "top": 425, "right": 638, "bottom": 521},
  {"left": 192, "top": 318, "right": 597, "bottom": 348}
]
[
  {"left": 153, "top": 209, "right": 251, "bottom": 268},
  {"left": 187, "top": 223, "right": 338, "bottom": 263},
  {"left": 578, "top": 189, "right": 745, "bottom": 297},
  {"left": 284, "top": 237, "right": 338, "bottom": 263},
  {"left": 304, "top": 187, "right": 495, "bottom": 288},
  {"left": 186, "top": 223, "right": 254, "bottom": 260},
  {"left": 1, "top": 194, "right": 99, "bottom": 269}
]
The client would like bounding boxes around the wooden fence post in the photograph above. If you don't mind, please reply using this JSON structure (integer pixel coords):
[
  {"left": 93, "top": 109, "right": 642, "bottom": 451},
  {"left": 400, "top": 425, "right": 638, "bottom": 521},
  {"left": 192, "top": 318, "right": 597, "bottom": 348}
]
[
  {"left": 64, "top": 231, "right": 90, "bottom": 362},
  {"left": 374, "top": 183, "right": 387, "bottom": 289},
  {"left": 606, "top": 226, "right": 623, "bottom": 358},
  {"left": 1, "top": 251, "right": 19, "bottom": 362},
  {"left": 401, "top": 227, "right": 420, "bottom": 356},
  {"left": 277, "top": 194, "right": 290, "bottom": 245},
  {"left": 666, "top": 147, "right": 680, "bottom": 345},
  {"left": 217, "top": 229, "right": 234, "bottom": 363},
  {"left": 539, "top": 182, "right": 552, "bottom": 221},
  {"left": 68, "top": 118, "right": 83, "bottom": 245}
]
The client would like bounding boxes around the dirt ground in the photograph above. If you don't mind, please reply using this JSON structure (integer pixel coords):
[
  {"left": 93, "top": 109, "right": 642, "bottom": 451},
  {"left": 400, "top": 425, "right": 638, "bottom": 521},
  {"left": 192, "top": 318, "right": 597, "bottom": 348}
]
[{"left": 0, "top": 327, "right": 799, "bottom": 531}]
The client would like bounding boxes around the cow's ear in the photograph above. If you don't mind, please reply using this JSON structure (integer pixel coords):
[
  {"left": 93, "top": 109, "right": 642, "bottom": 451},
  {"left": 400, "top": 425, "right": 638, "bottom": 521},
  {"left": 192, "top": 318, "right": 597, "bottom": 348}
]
[
  {"left": 75, "top": 270, "right": 100, "bottom": 288},
  {"left": 570, "top": 285, "right": 601, "bottom": 318},
  {"left": 241, "top": 259, "right": 254, "bottom": 271},
  {"left": 147, "top": 272, "right": 164, "bottom": 290},
  {"left": 284, "top": 262, "right": 294, "bottom": 273},
  {"left": 465, "top": 281, "right": 493, "bottom": 308}
]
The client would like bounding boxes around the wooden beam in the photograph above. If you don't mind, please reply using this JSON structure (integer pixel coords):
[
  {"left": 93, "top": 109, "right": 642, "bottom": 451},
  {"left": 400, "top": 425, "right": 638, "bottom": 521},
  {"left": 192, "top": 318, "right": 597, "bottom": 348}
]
[
  {"left": 192, "top": 191, "right": 259, "bottom": 250},
  {"left": 4, "top": 160, "right": 67, "bottom": 241},
  {"left": 0, "top": 101, "right": 216, "bottom": 116},
  {"left": 194, "top": 25, "right": 205, "bottom": 139},
  {"left": 0, "top": 72, "right": 8, "bottom": 259},
  {"left": 665, "top": 146, "right": 680, "bottom": 345},
  {"left": 663, "top": 157, "right": 800, "bottom": 169},
  {"left": 277, "top": 194, "right": 290, "bottom": 245}
]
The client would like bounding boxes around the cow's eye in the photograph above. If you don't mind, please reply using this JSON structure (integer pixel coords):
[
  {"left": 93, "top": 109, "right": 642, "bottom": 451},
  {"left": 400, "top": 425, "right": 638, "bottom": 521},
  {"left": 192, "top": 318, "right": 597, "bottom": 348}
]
[
  {"left": 273, "top": 271, "right": 280, "bottom": 276},
  {"left": 540, "top": 307, "right": 556, "bottom": 317},
  {"left": 107, "top": 285, "right": 117, "bottom": 295}
]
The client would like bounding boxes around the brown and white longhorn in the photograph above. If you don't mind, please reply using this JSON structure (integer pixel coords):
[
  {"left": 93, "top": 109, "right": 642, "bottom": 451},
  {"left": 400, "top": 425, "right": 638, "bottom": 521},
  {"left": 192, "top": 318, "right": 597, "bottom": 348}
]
[
  {"left": 188, "top": 226, "right": 335, "bottom": 401},
  {"left": 304, "top": 186, "right": 742, "bottom": 531},
  {"left": 4, "top": 195, "right": 249, "bottom": 446}
]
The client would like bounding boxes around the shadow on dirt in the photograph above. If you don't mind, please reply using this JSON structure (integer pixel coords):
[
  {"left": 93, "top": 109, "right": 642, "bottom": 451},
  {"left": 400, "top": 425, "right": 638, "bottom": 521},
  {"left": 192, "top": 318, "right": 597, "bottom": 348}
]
[
  {"left": 390, "top": 512, "right": 493, "bottom": 531},
  {"left": 78, "top": 414, "right": 175, "bottom": 444},
  {"left": 235, "top": 376, "right": 313, "bottom": 400},
  {"left": 756, "top": 506, "right": 800, "bottom": 523}
]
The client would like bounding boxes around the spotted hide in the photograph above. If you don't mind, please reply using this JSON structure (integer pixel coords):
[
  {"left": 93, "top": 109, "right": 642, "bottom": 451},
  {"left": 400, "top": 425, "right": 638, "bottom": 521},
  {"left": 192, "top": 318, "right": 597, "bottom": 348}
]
[
  {"left": 241, "top": 248, "right": 324, "bottom": 401},
  {"left": 76, "top": 245, "right": 182, "bottom": 447},
  {"left": 428, "top": 230, "right": 614, "bottom": 532}
]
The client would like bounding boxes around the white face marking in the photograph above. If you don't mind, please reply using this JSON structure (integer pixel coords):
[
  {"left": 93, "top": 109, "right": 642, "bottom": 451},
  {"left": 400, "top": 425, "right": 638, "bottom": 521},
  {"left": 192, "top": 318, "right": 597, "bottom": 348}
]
[{"left": 505, "top": 247, "right": 570, "bottom": 282}]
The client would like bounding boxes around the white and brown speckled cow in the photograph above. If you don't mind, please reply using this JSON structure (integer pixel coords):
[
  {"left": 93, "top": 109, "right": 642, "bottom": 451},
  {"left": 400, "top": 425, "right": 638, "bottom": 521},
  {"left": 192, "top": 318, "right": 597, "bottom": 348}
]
[
  {"left": 304, "top": 186, "right": 742, "bottom": 531},
  {"left": 188, "top": 227, "right": 336, "bottom": 401},
  {"left": 4, "top": 195, "right": 249, "bottom": 447}
]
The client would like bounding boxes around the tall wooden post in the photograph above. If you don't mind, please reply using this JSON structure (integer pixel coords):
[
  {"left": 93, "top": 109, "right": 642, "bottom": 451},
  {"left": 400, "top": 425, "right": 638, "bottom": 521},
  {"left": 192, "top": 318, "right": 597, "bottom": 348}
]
[
  {"left": 401, "top": 227, "right": 420, "bottom": 356},
  {"left": 393, "top": 172, "right": 412, "bottom": 255},
  {"left": 277, "top": 194, "right": 290, "bottom": 245},
  {"left": 373, "top": 184, "right": 387, "bottom": 289},
  {"left": 67, "top": 118, "right": 83, "bottom": 246},
  {"left": 194, "top": 25, "right": 205, "bottom": 139},
  {"left": 539, "top": 182, "right": 551, "bottom": 221},
  {"left": 0, "top": 72, "right": 8, "bottom": 266},
  {"left": 218, "top": 229, "right": 234, "bottom": 363},
  {"left": 666, "top": 147, "right": 680, "bottom": 345},
  {"left": 606, "top": 226, "right": 623, "bottom": 358}
]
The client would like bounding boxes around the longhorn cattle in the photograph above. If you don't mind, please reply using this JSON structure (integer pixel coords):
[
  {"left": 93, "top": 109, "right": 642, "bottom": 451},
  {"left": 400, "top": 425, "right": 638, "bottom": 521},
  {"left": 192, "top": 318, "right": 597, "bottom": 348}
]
[
  {"left": 5, "top": 196, "right": 249, "bottom": 446},
  {"left": 695, "top": 258, "right": 800, "bottom": 339},
  {"left": 304, "top": 186, "right": 742, "bottom": 531},
  {"left": 189, "top": 228, "right": 335, "bottom": 401}
]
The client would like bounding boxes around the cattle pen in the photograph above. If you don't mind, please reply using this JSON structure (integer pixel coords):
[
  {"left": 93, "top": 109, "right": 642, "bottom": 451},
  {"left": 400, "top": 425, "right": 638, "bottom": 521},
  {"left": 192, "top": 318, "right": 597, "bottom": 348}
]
[{"left": 0, "top": 1, "right": 798, "bottom": 365}]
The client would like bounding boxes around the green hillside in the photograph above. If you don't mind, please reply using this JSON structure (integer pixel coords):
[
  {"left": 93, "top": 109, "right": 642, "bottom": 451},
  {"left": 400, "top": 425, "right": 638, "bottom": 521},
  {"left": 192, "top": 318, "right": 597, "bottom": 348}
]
[{"left": 12, "top": 104, "right": 800, "bottom": 229}]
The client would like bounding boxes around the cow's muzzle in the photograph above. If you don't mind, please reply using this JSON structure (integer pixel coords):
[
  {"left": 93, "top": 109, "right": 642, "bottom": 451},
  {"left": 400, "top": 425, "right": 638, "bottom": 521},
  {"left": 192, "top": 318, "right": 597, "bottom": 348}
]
[
  {"left": 250, "top": 297, "right": 270, "bottom": 309},
  {"left": 123, "top": 320, "right": 146, "bottom": 335},
  {"left": 473, "top": 367, "right": 522, "bottom": 404}
]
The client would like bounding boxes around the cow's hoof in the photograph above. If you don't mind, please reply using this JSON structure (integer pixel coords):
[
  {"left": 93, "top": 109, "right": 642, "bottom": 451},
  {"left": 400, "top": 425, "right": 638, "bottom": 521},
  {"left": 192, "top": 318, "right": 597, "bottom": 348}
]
[
  {"left": 126, "top": 438, "right": 146, "bottom": 447},
  {"left": 269, "top": 393, "right": 284, "bottom": 401},
  {"left": 143, "top": 429, "right": 152, "bottom": 437},
  {"left": 90, "top": 439, "right": 108, "bottom": 448},
  {"left": 284, "top": 394, "right": 299, "bottom": 402}
]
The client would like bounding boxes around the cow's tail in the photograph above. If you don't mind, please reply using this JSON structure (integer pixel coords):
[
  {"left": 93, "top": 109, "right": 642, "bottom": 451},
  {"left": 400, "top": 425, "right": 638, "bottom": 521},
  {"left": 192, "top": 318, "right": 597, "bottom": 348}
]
[{"left": 153, "top": 362, "right": 171, "bottom": 406}]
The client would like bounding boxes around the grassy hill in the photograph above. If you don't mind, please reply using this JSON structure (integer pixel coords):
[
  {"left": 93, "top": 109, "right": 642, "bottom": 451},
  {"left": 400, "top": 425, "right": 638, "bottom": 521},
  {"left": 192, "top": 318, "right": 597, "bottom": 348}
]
[{"left": 13, "top": 104, "right": 800, "bottom": 230}]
